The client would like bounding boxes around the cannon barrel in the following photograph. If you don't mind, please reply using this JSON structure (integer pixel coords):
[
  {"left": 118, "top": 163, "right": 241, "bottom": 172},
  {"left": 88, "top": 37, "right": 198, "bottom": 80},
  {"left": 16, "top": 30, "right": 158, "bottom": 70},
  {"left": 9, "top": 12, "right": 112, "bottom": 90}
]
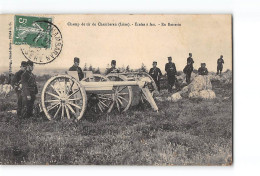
[{"left": 80, "top": 80, "right": 145, "bottom": 92}]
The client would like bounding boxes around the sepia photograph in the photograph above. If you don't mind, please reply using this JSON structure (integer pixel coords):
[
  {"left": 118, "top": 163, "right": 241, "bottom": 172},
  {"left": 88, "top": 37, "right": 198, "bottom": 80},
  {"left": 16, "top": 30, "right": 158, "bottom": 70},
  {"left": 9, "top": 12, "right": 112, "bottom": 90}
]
[{"left": 0, "top": 14, "right": 232, "bottom": 165}]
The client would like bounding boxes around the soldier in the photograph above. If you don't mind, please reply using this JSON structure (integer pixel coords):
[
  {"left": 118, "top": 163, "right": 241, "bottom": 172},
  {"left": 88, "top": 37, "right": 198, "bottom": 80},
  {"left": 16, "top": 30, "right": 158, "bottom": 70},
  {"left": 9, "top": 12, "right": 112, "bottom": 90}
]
[
  {"left": 106, "top": 60, "right": 119, "bottom": 75},
  {"left": 69, "top": 57, "right": 84, "bottom": 80},
  {"left": 165, "top": 56, "right": 177, "bottom": 93},
  {"left": 21, "top": 61, "right": 38, "bottom": 118},
  {"left": 149, "top": 61, "right": 162, "bottom": 92},
  {"left": 11, "top": 61, "right": 27, "bottom": 117},
  {"left": 187, "top": 53, "right": 194, "bottom": 66},
  {"left": 198, "top": 63, "right": 208, "bottom": 75},
  {"left": 184, "top": 53, "right": 194, "bottom": 84},
  {"left": 217, "top": 55, "right": 224, "bottom": 75}
]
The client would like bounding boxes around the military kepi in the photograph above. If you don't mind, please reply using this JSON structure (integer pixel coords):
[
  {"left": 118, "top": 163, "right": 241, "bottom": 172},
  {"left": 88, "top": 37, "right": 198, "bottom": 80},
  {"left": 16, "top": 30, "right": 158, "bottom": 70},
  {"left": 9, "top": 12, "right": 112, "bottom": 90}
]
[
  {"left": 27, "top": 60, "right": 34, "bottom": 66},
  {"left": 111, "top": 60, "right": 116, "bottom": 64},
  {"left": 21, "top": 61, "right": 27, "bottom": 66},
  {"left": 74, "top": 57, "right": 80, "bottom": 63}
]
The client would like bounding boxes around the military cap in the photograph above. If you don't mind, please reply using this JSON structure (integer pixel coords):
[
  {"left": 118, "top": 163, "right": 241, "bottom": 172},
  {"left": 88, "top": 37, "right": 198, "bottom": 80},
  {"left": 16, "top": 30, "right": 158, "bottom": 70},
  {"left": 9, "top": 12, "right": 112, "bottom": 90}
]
[
  {"left": 21, "top": 61, "right": 27, "bottom": 66},
  {"left": 111, "top": 60, "right": 116, "bottom": 64},
  {"left": 74, "top": 57, "right": 80, "bottom": 63},
  {"left": 153, "top": 61, "right": 157, "bottom": 64},
  {"left": 201, "top": 63, "right": 206, "bottom": 66},
  {"left": 27, "top": 60, "right": 34, "bottom": 66},
  {"left": 168, "top": 56, "right": 172, "bottom": 60}
]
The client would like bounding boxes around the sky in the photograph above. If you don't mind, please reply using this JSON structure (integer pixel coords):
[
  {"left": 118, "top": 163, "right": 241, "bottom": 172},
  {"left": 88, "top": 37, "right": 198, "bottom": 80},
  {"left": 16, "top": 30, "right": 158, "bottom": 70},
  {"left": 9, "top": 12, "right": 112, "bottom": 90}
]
[{"left": 0, "top": 14, "right": 232, "bottom": 73}]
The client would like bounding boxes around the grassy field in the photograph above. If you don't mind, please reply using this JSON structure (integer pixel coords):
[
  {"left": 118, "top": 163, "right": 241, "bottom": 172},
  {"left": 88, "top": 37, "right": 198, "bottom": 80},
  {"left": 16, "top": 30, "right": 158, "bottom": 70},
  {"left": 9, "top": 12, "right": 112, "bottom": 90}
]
[{"left": 0, "top": 76, "right": 232, "bottom": 165}]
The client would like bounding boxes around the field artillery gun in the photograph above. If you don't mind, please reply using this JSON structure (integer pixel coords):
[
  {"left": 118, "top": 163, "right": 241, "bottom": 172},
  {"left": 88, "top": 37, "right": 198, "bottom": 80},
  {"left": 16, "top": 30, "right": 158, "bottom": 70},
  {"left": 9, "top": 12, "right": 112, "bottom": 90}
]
[{"left": 41, "top": 71, "right": 158, "bottom": 121}]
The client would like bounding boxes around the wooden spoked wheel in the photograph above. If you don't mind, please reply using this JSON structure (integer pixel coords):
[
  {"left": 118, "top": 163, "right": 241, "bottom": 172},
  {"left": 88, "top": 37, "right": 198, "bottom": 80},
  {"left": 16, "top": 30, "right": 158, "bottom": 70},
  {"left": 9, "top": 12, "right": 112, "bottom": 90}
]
[
  {"left": 106, "top": 74, "right": 133, "bottom": 112},
  {"left": 41, "top": 75, "right": 87, "bottom": 121},
  {"left": 82, "top": 74, "right": 113, "bottom": 113}
]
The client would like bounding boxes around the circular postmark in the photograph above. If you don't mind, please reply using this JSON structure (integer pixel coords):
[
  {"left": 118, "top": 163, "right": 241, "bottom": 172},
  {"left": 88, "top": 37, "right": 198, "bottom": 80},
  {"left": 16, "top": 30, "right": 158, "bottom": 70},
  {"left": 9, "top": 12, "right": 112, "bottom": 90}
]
[{"left": 20, "top": 20, "right": 63, "bottom": 64}]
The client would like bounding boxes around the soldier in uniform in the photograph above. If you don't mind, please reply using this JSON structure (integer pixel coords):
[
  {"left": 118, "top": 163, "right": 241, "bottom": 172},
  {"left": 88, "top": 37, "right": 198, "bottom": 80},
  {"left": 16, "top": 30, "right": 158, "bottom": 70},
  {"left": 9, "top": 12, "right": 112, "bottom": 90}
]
[
  {"left": 187, "top": 53, "right": 194, "bottom": 66},
  {"left": 106, "top": 60, "right": 119, "bottom": 75},
  {"left": 69, "top": 57, "right": 84, "bottom": 80},
  {"left": 11, "top": 61, "right": 27, "bottom": 117},
  {"left": 184, "top": 53, "right": 194, "bottom": 84},
  {"left": 217, "top": 55, "right": 224, "bottom": 75},
  {"left": 149, "top": 61, "right": 162, "bottom": 92},
  {"left": 198, "top": 63, "right": 209, "bottom": 75},
  {"left": 165, "top": 56, "right": 177, "bottom": 93},
  {"left": 21, "top": 61, "right": 38, "bottom": 118}
]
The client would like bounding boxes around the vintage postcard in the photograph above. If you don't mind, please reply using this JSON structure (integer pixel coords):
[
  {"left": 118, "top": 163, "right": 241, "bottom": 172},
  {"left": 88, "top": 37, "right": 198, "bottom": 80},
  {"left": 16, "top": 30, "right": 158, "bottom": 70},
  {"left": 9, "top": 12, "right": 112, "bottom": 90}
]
[{"left": 0, "top": 14, "right": 232, "bottom": 165}]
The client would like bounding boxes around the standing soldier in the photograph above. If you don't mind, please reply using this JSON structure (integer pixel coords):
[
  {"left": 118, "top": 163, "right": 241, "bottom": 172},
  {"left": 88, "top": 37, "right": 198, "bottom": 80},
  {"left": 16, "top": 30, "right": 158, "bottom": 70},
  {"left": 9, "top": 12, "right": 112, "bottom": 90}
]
[
  {"left": 106, "top": 60, "right": 119, "bottom": 75},
  {"left": 21, "top": 61, "right": 38, "bottom": 118},
  {"left": 198, "top": 63, "right": 209, "bottom": 75},
  {"left": 165, "top": 56, "right": 177, "bottom": 93},
  {"left": 187, "top": 53, "right": 194, "bottom": 66},
  {"left": 11, "top": 61, "right": 27, "bottom": 117},
  {"left": 149, "top": 61, "right": 162, "bottom": 92},
  {"left": 184, "top": 53, "right": 194, "bottom": 84},
  {"left": 69, "top": 57, "right": 84, "bottom": 81},
  {"left": 217, "top": 55, "right": 224, "bottom": 75}
]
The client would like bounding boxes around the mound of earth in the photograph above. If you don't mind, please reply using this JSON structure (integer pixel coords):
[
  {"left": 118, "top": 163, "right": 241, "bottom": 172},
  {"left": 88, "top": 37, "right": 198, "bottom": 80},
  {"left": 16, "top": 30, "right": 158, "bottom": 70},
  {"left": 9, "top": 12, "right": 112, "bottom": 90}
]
[
  {"left": 170, "top": 75, "right": 216, "bottom": 101},
  {"left": 209, "top": 70, "right": 232, "bottom": 84}
]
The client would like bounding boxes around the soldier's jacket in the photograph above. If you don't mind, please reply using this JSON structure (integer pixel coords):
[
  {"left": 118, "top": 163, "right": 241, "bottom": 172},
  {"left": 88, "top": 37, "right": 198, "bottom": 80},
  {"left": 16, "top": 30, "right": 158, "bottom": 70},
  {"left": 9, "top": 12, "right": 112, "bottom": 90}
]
[
  {"left": 165, "top": 62, "right": 177, "bottom": 77},
  {"left": 183, "top": 64, "right": 193, "bottom": 74},
  {"left": 149, "top": 67, "right": 162, "bottom": 82},
  {"left": 198, "top": 67, "right": 209, "bottom": 75},
  {"left": 21, "top": 70, "right": 38, "bottom": 97},
  {"left": 11, "top": 69, "right": 24, "bottom": 92},
  {"left": 187, "top": 57, "right": 194, "bottom": 65},
  {"left": 217, "top": 58, "right": 224, "bottom": 66},
  {"left": 69, "top": 65, "right": 84, "bottom": 80},
  {"left": 106, "top": 67, "right": 119, "bottom": 75}
]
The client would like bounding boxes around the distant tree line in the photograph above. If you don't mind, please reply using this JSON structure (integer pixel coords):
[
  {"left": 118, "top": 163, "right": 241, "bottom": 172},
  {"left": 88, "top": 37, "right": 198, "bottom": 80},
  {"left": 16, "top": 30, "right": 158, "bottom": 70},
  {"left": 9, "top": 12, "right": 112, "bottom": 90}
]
[{"left": 83, "top": 63, "right": 101, "bottom": 74}]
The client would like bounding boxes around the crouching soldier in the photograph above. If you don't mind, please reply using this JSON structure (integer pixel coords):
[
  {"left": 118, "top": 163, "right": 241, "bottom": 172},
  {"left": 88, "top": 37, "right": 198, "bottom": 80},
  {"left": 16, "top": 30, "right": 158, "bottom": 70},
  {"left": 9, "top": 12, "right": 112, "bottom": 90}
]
[
  {"left": 21, "top": 61, "right": 38, "bottom": 118},
  {"left": 11, "top": 61, "right": 27, "bottom": 117},
  {"left": 198, "top": 63, "right": 208, "bottom": 75},
  {"left": 149, "top": 61, "right": 162, "bottom": 92}
]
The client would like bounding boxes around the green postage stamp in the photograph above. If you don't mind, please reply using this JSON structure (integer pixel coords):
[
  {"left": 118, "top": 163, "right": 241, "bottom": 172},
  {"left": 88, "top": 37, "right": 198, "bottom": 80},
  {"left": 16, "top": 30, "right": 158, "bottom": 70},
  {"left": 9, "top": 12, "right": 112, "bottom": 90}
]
[
  {"left": 12, "top": 15, "right": 63, "bottom": 64},
  {"left": 13, "top": 15, "right": 52, "bottom": 48}
]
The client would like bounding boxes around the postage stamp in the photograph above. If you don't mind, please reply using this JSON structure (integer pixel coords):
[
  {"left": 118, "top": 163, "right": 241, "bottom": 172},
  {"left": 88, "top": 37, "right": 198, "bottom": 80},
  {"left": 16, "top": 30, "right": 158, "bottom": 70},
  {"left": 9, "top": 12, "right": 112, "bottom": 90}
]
[
  {"left": 13, "top": 15, "right": 63, "bottom": 64},
  {"left": 13, "top": 15, "right": 52, "bottom": 48}
]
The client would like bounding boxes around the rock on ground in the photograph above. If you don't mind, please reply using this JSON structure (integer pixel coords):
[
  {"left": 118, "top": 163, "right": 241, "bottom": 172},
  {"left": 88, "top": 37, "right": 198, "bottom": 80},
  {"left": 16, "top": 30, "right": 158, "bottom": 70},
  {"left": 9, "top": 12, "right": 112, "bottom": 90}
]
[
  {"left": 171, "top": 92, "right": 182, "bottom": 102},
  {"left": 189, "top": 75, "right": 212, "bottom": 92},
  {"left": 188, "top": 91, "right": 200, "bottom": 99},
  {"left": 199, "top": 90, "right": 216, "bottom": 99}
]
